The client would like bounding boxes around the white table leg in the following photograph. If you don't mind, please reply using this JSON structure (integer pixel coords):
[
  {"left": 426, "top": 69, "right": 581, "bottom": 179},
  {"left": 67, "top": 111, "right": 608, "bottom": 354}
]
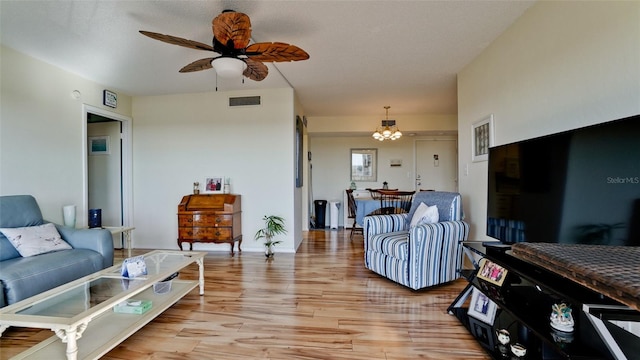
[
  {"left": 197, "top": 258, "right": 204, "bottom": 295},
  {"left": 123, "top": 230, "right": 132, "bottom": 257},
  {"left": 54, "top": 322, "right": 87, "bottom": 360}
]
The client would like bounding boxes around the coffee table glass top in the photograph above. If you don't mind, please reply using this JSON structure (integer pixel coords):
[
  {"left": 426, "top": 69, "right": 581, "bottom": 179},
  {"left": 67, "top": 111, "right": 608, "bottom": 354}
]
[
  {"left": 0, "top": 250, "right": 205, "bottom": 322},
  {"left": 15, "top": 277, "right": 148, "bottom": 318}
]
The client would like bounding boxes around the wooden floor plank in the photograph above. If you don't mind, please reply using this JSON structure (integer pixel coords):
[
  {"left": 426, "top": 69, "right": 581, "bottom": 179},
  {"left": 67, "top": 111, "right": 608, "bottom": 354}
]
[{"left": 0, "top": 229, "right": 488, "bottom": 359}]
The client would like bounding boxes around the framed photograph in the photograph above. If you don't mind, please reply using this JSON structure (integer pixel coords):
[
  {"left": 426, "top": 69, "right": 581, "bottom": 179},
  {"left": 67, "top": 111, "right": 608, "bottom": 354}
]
[
  {"left": 472, "top": 114, "right": 494, "bottom": 162},
  {"left": 477, "top": 258, "right": 508, "bottom": 286},
  {"left": 103, "top": 89, "right": 117, "bottom": 108},
  {"left": 468, "top": 315, "right": 496, "bottom": 349},
  {"left": 88, "top": 136, "right": 110, "bottom": 155},
  {"left": 204, "top": 176, "right": 224, "bottom": 193},
  {"left": 351, "top": 148, "right": 377, "bottom": 182},
  {"left": 468, "top": 287, "right": 498, "bottom": 325}
]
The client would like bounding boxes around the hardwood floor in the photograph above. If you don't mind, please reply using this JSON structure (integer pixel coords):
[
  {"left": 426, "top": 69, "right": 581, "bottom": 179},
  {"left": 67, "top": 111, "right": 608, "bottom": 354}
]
[{"left": 0, "top": 230, "right": 488, "bottom": 359}]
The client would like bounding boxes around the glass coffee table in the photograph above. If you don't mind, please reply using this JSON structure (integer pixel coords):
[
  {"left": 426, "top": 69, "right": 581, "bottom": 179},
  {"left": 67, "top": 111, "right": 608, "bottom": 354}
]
[{"left": 0, "top": 250, "right": 206, "bottom": 360}]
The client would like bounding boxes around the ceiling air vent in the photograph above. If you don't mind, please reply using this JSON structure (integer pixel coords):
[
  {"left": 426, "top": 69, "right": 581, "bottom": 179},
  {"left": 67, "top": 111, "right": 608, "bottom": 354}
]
[{"left": 229, "top": 96, "right": 261, "bottom": 107}]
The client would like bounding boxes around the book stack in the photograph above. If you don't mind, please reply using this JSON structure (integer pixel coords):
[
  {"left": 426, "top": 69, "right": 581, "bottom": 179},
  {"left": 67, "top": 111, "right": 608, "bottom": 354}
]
[{"left": 113, "top": 299, "right": 152, "bottom": 314}]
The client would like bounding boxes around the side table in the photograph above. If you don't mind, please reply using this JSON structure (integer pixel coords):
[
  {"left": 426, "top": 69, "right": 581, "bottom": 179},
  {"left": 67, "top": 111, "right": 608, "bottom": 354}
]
[{"left": 103, "top": 226, "right": 135, "bottom": 257}]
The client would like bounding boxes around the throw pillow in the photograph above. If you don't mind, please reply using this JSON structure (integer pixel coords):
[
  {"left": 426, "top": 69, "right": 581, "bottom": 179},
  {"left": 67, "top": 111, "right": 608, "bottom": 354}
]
[
  {"left": 410, "top": 202, "right": 439, "bottom": 227},
  {"left": 0, "top": 223, "right": 72, "bottom": 257}
]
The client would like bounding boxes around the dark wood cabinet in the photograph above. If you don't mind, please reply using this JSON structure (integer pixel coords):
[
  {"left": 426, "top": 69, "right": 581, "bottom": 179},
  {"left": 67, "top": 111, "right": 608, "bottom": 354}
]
[{"left": 177, "top": 194, "right": 241, "bottom": 254}]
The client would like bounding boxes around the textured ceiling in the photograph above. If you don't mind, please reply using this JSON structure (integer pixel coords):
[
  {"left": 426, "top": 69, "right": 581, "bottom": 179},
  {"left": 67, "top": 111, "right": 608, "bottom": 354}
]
[{"left": 0, "top": 0, "right": 535, "bottom": 117}]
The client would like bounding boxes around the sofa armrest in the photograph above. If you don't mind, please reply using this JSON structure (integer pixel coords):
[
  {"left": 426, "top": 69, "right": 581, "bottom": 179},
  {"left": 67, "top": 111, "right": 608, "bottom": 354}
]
[
  {"left": 409, "top": 220, "right": 469, "bottom": 244},
  {"left": 364, "top": 213, "right": 409, "bottom": 238},
  {"left": 55, "top": 225, "right": 114, "bottom": 268},
  {"left": 406, "top": 220, "right": 469, "bottom": 289}
]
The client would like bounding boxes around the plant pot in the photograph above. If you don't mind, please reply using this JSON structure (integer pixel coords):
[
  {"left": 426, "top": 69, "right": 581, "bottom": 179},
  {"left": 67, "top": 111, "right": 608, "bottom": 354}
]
[{"left": 265, "top": 244, "right": 274, "bottom": 258}]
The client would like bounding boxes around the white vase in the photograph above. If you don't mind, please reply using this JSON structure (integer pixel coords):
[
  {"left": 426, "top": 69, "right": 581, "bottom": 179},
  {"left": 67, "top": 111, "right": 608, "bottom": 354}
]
[{"left": 63, "top": 205, "right": 76, "bottom": 228}]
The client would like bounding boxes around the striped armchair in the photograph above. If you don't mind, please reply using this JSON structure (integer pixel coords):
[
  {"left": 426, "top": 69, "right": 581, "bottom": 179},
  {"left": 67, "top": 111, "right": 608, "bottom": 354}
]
[{"left": 364, "top": 191, "right": 469, "bottom": 290}]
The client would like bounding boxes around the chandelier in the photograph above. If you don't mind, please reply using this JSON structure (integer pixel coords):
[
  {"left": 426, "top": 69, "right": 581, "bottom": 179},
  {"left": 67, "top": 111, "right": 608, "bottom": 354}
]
[{"left": 372, "top": 106, "right": 402, "bottom": 141}]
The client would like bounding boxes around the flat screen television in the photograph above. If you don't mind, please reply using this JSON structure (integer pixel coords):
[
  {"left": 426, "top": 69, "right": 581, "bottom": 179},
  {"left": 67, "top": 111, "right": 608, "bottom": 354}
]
[{"left": 486, "top": 114, "right": 640, "bottom": 246}]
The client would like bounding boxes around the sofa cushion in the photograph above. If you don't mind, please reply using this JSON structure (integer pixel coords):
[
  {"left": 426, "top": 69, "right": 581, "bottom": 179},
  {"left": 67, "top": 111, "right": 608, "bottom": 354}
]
[
  {"left": 0, "top": 195, "right": 44, "bottom": 228},
  {"left": 367, "top": 231, "right": 409, "bottom": 260},
  {"left": 0, "top": 195, "right": 46, "bottom": 262},
  {"left": 0, "top": 223, "right": 72, "bottom": 257},
  {"left": 407, "top": 191, "right": 463, "bottom": 223},
  {"left": 0, "top": 235, "right": 20, "bottom": 262},
  {"left": 0, "top": 249, "right": 103, "bottom": 305},
  {"left": 410, "top": 202, "right": 439, "bottom": 228}
]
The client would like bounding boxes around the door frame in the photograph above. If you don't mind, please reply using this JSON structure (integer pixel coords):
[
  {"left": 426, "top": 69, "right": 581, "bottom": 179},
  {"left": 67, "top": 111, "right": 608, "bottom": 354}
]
[{"left": 81, "top": 104, "right": 133, "bottom": 228}]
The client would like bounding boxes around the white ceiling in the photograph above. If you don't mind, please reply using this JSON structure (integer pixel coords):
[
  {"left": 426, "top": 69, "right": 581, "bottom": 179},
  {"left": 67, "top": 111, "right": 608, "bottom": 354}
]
[{"left": 0, "top": 0, "right": 535, "bottom": 117}]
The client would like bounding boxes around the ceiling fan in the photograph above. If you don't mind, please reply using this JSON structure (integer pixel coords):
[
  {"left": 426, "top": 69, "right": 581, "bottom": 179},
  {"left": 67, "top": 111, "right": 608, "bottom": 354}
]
[{"left": 140, "top": 10, "right": 309, "bottom": 81}]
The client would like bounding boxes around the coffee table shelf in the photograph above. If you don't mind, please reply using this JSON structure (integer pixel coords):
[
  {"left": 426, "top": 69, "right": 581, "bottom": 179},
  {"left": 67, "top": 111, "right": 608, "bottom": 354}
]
[
  {"left": 0, "top": 250, "right": 206, "bottom": 360},
  {"left": 10, "top": 280, "right": 197, "bottom": 359}
]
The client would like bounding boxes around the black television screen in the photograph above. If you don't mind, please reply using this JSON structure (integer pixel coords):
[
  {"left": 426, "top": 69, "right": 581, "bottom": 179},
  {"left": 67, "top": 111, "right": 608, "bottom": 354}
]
[{"left": 487, "top": 114, "right": 640, "bottom": 246}]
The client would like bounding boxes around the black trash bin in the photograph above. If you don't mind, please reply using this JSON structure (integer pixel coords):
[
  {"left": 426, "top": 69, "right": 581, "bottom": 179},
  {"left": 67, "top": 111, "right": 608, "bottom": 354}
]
[{"left": 314, "top": 200, "right": 327, "bottom": 229}]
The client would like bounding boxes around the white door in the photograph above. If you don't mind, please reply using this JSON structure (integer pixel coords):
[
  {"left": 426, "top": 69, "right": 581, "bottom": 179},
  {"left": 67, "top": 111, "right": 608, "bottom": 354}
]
[{"left": 415, "top": 139, "right": 458, "bottom": 192}]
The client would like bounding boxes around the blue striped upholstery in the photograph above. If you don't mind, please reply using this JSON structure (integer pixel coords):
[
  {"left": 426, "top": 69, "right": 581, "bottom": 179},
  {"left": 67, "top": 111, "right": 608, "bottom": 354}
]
[{"left": 364, "top": 191, "right": 469, "bottom": 290}]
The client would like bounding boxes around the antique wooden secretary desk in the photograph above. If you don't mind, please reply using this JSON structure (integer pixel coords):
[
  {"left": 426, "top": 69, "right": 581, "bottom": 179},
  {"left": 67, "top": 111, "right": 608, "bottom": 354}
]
[{"left": 177, "top": 194, "right": 242, "bottom": 255}]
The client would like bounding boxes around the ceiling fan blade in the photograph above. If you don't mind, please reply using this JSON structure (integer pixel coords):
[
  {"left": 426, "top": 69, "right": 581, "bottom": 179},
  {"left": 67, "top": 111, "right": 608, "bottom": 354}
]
[
  {"left": 179, "top": 58, "right": 216, "bottom": 73},
  {"left": 212, "top": 11, "right": 251, "bottom": 50},
  {"left": 245, "top": 42, "right": 310, "bottom": 62},
  {"left": 140, "top": 31, "right": 215, "bottom": 52},
  {"left": 243, "top": 59, "right": 268, "bottom": 81}
]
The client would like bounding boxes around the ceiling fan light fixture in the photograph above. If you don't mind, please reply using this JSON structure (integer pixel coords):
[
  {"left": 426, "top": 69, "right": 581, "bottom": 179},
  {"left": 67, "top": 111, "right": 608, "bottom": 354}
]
[{"left": 212, "top": 57, "right": 247, "bottom": 78}]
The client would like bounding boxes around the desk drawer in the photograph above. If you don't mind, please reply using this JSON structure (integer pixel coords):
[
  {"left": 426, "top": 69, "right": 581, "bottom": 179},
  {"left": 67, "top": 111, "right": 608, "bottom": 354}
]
[
  {"left": 178, "top": 214, "right": 233, "bottom": 227},
  {"left": 178, "top": 227, "right": 232, "bottom": 240}
]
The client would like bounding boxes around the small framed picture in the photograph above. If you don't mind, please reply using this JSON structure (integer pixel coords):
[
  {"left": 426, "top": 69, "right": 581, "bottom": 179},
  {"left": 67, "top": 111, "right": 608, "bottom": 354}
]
[
  {"left": 468, "top": 287, "right": 498, "bottom": 325},
  {"left": 468, "top": 315, "right": 496, "bottom": 349},
  {"left": 103, "top": 89, "right": 117, "bottom": 108},
  {"left": 472, "top": 114, "right": 494, "bottom": 162},
  {"left": 477, "top": 258, "right": 508, "bottom": 286},
  {"left": 88, "top": 136, "right": 110, "bottom": 155},
  {"left": 204, "top": 176, "right": 224, "bottom": 193}
]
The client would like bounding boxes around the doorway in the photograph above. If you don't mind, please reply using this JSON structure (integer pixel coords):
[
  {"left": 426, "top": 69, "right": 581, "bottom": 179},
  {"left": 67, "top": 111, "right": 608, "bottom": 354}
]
[
  {"left": 414, "top": 139, "right": 458, "bottom": 192},
  {"left": 82, "top": 105, "right": 133, "bottom": 245}
]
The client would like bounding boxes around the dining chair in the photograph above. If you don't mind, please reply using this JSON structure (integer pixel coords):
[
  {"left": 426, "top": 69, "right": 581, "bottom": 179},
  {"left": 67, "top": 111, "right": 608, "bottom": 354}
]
[
  {"left": 345, "top": 189, "right": 363, "bottom": 240},
  {"left": 367, "top": 188, "right": 398, "bottom": 200},
  {"left": 377, "top": 190, "right": 415, "bottom": 215}
]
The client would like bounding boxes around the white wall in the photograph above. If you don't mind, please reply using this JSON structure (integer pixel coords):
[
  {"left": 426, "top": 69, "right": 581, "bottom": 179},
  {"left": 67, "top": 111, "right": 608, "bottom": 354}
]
[
  {"left": 132, "top": 88, "right": 301, "bottom": 253},
  {"left": 309, "top": 134, "right": 457, "bottom": 227},
  {"left": 458, "top": 1, "right": 640, "bottom": 241},
  {"left": 0, "top": 45, "right": 132, "bottom": 223}
]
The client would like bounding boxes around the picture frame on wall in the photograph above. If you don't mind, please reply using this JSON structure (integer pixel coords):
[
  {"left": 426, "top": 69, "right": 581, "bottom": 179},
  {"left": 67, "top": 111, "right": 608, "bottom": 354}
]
[
  {"left": 467, "top": 286, "right": 498, "bottom": 325},
  {"left": 472, "top": 114, "right": 494, "bottom": 162},
  {"left": 88, "top": 136, "right": 110, "bottom": 155},
  {"left": 350, "top": 148, "right": 377, "bottom": 182},
  {"left": 103, "top": 89, "right": 117, "bottom": 108},
  {"left": 295, "top": 115, "right": 303, "bottom": 188},
  {"left": 204, "top": 176, "right": 224, "bottom": 193}
]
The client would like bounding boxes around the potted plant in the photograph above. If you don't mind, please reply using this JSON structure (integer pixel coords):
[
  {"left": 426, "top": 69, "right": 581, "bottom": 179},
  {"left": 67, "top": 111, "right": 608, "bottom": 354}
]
[{"left": 254, "top": 215, "right": 287, "bottom": 258}]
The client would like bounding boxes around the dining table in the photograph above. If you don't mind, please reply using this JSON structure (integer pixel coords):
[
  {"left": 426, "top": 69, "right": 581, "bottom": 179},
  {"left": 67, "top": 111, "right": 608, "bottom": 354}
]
[{"left": 355, "top": 198, "right": 382, "bottom": 226}]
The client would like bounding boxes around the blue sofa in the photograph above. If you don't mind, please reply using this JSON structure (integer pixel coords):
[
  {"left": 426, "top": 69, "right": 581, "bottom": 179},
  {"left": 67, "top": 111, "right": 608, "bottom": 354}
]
[{"left": 0, "top": 195, "right": 114, "bottom": 307}]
